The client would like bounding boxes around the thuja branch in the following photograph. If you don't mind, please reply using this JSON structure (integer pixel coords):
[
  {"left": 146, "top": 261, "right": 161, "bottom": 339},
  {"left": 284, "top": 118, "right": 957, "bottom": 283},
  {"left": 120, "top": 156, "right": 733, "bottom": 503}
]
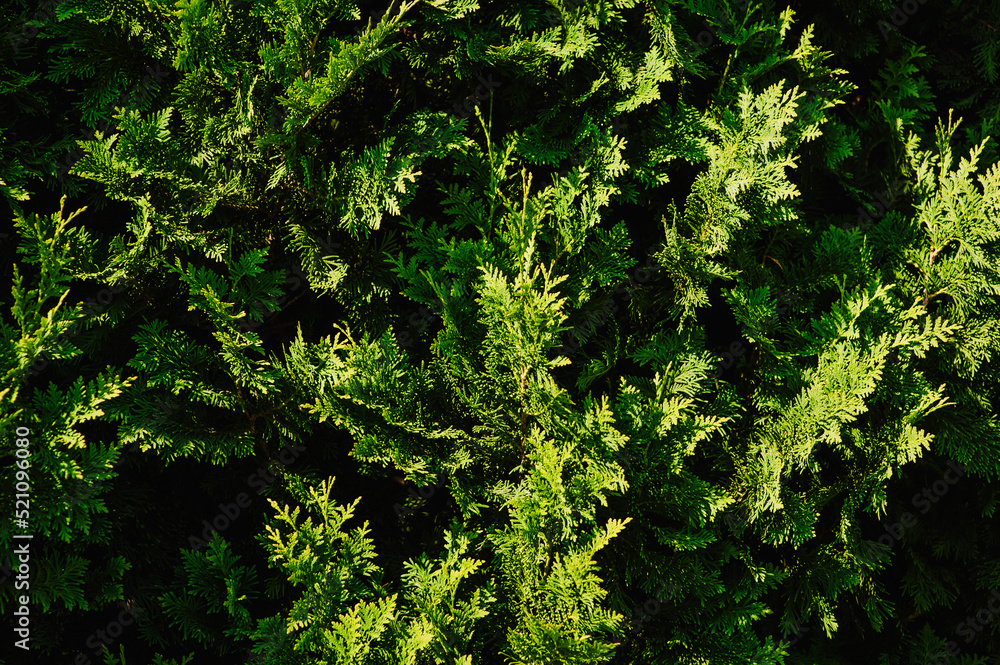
[{"left": 518, "top": 366, "right": 528, "bottom": 467}]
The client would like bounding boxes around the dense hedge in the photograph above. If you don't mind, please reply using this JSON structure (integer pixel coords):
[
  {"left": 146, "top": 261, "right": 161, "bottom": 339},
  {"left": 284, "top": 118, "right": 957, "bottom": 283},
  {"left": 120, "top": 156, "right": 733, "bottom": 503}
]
[{"left": 3, "top": 1, "right": 1000, "bottom": 664}]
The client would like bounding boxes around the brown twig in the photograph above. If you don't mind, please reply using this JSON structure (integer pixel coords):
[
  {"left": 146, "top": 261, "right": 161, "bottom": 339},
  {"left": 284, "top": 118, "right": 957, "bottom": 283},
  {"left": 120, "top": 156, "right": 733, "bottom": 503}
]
[{"left": 976, "top": 18, "right": 998, "bottom": 33}]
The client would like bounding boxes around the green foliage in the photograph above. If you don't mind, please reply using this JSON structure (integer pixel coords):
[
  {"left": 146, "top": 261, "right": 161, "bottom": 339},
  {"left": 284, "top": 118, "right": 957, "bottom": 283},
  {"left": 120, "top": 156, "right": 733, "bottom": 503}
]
[{"left": 5, "top": 0, "right": 1000, "bottom": 663}]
